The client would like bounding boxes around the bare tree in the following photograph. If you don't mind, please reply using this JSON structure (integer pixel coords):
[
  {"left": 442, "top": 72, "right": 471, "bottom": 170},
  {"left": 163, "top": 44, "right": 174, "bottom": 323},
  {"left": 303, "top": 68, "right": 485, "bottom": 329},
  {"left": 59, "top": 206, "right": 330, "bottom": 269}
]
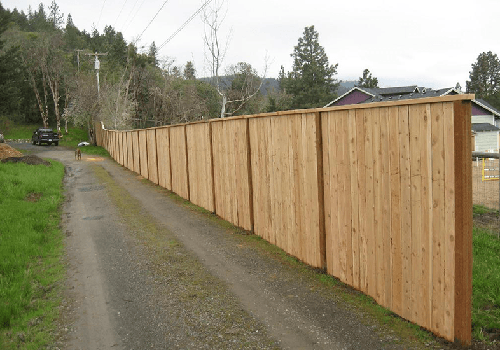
[
  {"left": 19, "top": 33, "right": 50, "bottom": 127},
  {"left": 202, "top": 1, "right": 267, "bottom": 117}
]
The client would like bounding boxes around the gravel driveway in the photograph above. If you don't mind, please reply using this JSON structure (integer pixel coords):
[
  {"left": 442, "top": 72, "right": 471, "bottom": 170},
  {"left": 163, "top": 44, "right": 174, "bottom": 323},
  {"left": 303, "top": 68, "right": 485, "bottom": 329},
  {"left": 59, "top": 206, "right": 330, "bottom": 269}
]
[{"left": 12, "top": 143, "right": 436, "bottom": 350}]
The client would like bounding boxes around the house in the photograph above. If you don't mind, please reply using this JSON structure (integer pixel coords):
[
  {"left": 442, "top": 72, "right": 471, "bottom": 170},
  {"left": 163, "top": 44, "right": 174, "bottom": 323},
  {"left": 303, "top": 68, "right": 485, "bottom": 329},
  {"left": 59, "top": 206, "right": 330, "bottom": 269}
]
[{"left": 325, "top": 85, "right": 500, "bottom": 152}]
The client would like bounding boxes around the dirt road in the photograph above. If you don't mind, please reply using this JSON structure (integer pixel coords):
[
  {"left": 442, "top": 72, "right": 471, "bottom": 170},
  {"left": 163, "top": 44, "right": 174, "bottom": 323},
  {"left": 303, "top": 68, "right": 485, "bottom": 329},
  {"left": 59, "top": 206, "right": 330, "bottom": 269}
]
[{"left": 16, "top": 144, "right": 430, "bottom": 349}]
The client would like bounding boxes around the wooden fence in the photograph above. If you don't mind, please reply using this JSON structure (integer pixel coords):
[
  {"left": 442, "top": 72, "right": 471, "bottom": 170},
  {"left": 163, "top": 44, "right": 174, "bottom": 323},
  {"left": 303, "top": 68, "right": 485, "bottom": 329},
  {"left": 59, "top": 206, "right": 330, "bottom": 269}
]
[{"left": 94, "top": 94, "right": 473, "bottom": 344}]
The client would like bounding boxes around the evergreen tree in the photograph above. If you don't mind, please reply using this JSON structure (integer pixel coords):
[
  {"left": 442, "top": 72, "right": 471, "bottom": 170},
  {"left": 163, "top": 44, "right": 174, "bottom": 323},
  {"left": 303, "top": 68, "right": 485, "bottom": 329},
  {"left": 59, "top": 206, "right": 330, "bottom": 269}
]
[
  {"left": 357, "top": 69, "right": 378, "bottom": 88},
  {"left": 284, "top": 25, "right": 338, "bottom": 109},
  {"left": 184, "top": 61, "right": 196, "bottom": 80},
  {"left": 48, "top": 0, "right": 64, "bottom": 30},
  {"left": 148, "top": 41, "right": 158, "bottom": 67},
  {"left": 466, "top": 51, "right": 500, "bottom": 109}
]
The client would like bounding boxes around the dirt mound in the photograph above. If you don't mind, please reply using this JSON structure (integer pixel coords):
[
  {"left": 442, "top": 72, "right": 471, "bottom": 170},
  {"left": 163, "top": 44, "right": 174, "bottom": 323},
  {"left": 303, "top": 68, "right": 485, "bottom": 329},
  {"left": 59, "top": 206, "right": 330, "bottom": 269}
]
[
  {"left": 0, "top": 143, "right": 24, "bottom": 159},
  {"left": 1, "top": 155, "right": 51, "bottom": 166}
]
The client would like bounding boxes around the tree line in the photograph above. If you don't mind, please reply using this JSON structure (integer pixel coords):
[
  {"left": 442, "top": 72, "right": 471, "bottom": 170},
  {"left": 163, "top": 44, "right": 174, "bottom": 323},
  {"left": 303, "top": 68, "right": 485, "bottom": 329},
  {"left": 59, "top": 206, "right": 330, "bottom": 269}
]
[{"left": 0, "top": 1, "right": 495, "bottom": 142}]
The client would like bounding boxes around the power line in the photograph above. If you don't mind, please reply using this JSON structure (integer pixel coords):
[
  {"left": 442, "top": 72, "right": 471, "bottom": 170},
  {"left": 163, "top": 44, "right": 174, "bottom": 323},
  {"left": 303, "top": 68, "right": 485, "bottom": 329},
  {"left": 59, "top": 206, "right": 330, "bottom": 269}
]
[
  {"left": 96, "top": 0, "right": 107, "bottom": 30},
  {"left": 135, "top": 0, "right": 172, "bottom": 43},
  {"left": 123, "top": 0, "right": 146, "bottom": 32},
  {"left": 114, "top": 0, "right": 129, "bottom": 28},
  {"left": 158, "top": 0, "right": 214, "bottom": 51}
]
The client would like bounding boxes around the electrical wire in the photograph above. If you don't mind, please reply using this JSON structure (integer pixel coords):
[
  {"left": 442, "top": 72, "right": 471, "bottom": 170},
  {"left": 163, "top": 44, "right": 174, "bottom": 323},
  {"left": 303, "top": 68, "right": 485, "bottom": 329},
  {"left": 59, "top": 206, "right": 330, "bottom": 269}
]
[
  {"left": 157, "top": 0, "right": 214, "bottom": 51},
  {"left": 96, "top": 0, "right": 107, "bottom": 30},
  {"left": 135, "top": 0, "right": 172, "bottom": 43},
  {"left": 123, "top": 0, "right": 146, "bottom": 32},
  {"left": 114, "top": 0, "right": 129, "bottom": 28}
]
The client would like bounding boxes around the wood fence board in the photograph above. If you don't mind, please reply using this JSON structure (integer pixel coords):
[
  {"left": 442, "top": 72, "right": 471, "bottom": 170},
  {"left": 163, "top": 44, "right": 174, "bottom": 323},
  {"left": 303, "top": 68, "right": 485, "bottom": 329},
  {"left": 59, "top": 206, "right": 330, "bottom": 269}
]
[
  {"left": 147, "top": 129, "right": 159, "bottom": 184},
  {"left": 156, "top": 127, "right": 171, "bottom": 190},
  {"left": 380, "top": 107, "right": 392, "bottom": 309},
  {"left": 356, "top": 109, "right": 368, "bottom": 293},
  {"left": 420, "top": 104, "right": 432, "bottom": 329},
  {"left": 399, "top": 106, "right": 412, "bottom": 321},
  {"left": 389, "top": 106, "right": 402, "bottom": 315},
  {"left": 364, "top": 108, "right": 376, "bottom": 299},
  {"left": 132, "top": 131, "right": 140, "bottom": 174},
  {"left": 138, "top": 130, "right": 149, "bottom": 179},
  {"left": 348, "top": 109, "right": 360, "bottom": 290},
  {"left": 170, "top": 126, "right": 189, "bottom": 200},
  {"left": 430, "top": 102, "right": 445, "bottom": 336},
  {"left": 373, "top": 108, "right": 383, "bottom": 304},
  {"left": 186, "top": 123, "right": 214, "bottom": 212},
  {"left": 127, "top": 132, "right": 134, "bottom": 171},
  {"left": 443, "top": 102, "right": 456, "bottom": 340},
  {"left": 409, "top": 104, "right": 423, "bottom": 325}
]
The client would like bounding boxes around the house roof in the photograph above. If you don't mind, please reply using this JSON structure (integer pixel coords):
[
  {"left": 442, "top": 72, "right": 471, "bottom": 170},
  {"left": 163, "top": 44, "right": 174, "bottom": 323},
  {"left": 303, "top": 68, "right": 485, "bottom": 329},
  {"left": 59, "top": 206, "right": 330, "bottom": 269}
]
[
  {"left": 474, "top": 98, "right": 500, "bottom": 118},
  {"left": 360, "top": 87, "right": 458, "bottom": 104},
  {"left": 471, "top": 123, "right": 500, "bottom": 132}
]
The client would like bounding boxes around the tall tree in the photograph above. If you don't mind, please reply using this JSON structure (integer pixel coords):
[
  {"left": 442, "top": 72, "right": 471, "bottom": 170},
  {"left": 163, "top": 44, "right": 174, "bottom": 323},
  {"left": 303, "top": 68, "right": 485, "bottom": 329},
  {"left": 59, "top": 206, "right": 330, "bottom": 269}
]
[
  {"left": 48, "top": 0, "right": 64, "bottom": 30},
  {"left": 184, "top": 61, "right": 196, "bottom": 80},
  {"left": 466, "top": 51, "right": 500, "bottom": 108},
  {"left": 357, "top": 68, "right": 378, "bottom": 88},
  {"left": 284, "top": 25, "right": 338, "bottom": 109}
]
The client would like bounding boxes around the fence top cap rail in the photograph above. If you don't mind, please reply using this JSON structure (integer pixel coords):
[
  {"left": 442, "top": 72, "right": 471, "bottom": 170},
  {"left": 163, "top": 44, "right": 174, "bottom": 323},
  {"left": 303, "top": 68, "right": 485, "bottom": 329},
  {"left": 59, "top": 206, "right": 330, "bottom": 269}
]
[{"left": 101, "top": 94, "right": 475, "bottom": 131}]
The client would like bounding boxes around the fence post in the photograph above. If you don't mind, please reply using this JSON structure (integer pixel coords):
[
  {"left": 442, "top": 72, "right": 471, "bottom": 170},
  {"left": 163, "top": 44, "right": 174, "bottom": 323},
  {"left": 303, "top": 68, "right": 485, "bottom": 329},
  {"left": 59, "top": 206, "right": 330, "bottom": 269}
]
[{"left": 453, "top": 99, "right": 472, "bottom": 345}]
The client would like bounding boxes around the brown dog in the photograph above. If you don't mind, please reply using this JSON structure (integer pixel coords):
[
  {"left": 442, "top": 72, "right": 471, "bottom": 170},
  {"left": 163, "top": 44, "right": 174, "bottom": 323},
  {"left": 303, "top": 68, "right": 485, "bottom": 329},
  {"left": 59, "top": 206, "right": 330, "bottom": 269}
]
[{"left": 75, "top": 148, "right": 81, "bottom": 160}]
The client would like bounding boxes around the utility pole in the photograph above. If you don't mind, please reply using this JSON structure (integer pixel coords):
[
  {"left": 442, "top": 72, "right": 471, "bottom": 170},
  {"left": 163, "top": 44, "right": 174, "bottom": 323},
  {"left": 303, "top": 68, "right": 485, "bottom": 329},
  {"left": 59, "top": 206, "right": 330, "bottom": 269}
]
[
  {"left": 85, "top": 52, "right": 108, "bottom": 97},
  {"left": 75, "top": 49, "right": 85, "bottom": 73}
]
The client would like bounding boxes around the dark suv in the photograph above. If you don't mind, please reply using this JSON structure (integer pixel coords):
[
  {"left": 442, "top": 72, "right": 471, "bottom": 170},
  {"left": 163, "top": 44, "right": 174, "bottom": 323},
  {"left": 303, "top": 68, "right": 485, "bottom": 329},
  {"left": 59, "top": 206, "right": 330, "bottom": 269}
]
[{"left": 32, "top": 128, "right": 59, "bottom": 146}]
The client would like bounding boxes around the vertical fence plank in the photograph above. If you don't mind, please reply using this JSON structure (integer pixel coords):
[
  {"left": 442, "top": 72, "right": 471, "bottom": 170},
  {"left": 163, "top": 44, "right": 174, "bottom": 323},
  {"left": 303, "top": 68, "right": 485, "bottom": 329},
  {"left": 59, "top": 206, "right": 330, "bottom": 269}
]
[
  {"left": 420, "top": 104, "right": 432, "bottom": 329},
  {"left": 443, "top": 101, "right": 456, "bottom": 340},
  {"left": 156, "top": 127, "right": 171, "bottom": 190},
  {"left": 139, "top": 130, "right": 149, "bottom": 179},
  {"left": 356, "top": 109, "right": 368, "bottom": 293},
  {"left": 389, "top": 106, "right": 402, "bottom": 315},
  {"left": 348, "top": 109, "right": 360, "bottom": 290},
  {"left": 399, "top": 105, "right": 412, "bottom": 321},
  {"left": 431, "top": 102, "right": 445, "bottom": 336},
  {"left": 409, "top": 104, "right": 423, "bottom": 325},
  {"left": 380, "top": 107, "right": 392, "bottom": 309},
  {"left": 373, "top": 108, "right": 384, "bottom": 304},
  {"left": 365, "top": 108, "right": 376, "bottom": 299},
  {"left": 127, "top": 132, "right": 133, "bottom": 171},
  {"left": 147, "top": 129, "right": 159, "bottom": 185},
  {"left": 132, "top": 131, "right": 140, "bottom": 174}
]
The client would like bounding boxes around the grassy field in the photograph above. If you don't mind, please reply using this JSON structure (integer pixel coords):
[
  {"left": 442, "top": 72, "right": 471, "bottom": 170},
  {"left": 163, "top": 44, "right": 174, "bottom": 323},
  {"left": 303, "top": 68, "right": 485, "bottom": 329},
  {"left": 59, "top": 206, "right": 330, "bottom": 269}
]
[{"left": 0, "top": 160, "right": 66, "bottom": 349}]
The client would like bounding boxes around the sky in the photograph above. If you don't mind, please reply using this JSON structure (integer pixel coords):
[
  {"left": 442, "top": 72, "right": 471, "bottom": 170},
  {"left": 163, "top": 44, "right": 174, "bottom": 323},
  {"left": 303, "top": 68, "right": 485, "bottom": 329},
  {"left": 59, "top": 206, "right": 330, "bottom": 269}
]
[{"left": 3, "top": 0, "right": 499, "bottom": 89}]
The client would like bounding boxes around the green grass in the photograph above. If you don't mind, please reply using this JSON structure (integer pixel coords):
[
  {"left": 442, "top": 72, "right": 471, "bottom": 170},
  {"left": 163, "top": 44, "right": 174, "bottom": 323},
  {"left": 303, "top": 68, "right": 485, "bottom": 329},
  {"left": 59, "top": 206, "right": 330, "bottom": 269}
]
[
  {"left": 0, "top": 160, "right": 66, "bottom": 349},
  {"left": 472, "top": 226, "right": 500, "bottom": 341},
  {"left": 473, "top": 204, "right": 498, "bottom": 216}
]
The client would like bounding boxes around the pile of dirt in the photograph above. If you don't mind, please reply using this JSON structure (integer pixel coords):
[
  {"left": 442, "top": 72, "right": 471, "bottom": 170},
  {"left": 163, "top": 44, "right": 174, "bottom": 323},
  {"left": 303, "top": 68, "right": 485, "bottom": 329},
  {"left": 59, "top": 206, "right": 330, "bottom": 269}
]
[
  {"left": 0, "top": 143, "right": 24, "bottom": 159},
  {"left": 1, "top": 155, "right": 51, "bottom": 166}
]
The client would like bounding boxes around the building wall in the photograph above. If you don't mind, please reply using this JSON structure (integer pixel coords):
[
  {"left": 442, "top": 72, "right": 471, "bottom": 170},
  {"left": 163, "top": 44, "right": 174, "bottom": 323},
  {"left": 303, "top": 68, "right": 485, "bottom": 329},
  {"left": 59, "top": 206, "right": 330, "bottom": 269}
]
[
  {"left": 475, "top": 131, "right": 499, "bottom": 152},
  {"left": 471, "top": 115, "right": 494, "bottom": 124}
]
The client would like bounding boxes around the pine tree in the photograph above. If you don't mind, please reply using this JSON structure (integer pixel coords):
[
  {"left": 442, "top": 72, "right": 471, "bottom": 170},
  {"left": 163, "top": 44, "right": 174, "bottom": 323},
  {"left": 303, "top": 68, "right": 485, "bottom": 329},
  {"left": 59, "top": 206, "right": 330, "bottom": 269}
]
[
  {"left": 357, "top": 69, "right": 378, "bottom": 88},
  {"left": 48, "top": 1, "right": 64, "bottom": 30},
  {"left": 184, "top": 61, "right": 196, "bottom": 80},
  {"left": 285, "top": 25, "right": 338, "bottom": 109}
]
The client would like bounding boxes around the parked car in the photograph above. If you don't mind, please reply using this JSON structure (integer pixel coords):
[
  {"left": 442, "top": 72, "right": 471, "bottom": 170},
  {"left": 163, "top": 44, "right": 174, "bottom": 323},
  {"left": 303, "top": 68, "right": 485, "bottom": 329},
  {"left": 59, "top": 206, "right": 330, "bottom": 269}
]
[{"left": 32, "top": 128, "right": 59, "bottom": 146}]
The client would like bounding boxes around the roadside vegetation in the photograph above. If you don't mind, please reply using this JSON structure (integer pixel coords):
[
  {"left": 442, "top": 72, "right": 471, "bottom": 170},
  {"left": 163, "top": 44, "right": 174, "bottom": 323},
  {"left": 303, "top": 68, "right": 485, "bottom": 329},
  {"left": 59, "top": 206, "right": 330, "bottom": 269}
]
[
  {"left": 0, "top": 159, "right": 66, "bottom": 349},
  {"left": 472, "top": 205, "right": 500, "bottom": 342}
]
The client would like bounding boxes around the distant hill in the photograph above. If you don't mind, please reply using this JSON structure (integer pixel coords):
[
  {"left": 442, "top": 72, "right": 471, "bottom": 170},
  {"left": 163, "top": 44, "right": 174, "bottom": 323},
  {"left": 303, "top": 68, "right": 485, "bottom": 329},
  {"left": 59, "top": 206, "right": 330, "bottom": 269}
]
[{"left": 198, "top": 77, "right": 356, "bottom": 97}]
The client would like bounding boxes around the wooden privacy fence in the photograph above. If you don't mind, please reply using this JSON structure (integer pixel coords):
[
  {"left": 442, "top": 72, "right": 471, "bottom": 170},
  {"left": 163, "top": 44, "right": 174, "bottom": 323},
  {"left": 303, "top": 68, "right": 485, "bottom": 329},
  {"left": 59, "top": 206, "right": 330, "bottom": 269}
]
[{"left": 95, "top": 94, "right": 473, "bottom": 344}]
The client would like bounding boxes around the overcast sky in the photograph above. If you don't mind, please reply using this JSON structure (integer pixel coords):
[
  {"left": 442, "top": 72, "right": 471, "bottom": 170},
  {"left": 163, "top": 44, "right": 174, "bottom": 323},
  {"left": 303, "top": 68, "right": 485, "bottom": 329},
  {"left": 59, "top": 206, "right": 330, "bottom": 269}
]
[{"left": 3, "top": 0, "right": 499, "bottom": 89}]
